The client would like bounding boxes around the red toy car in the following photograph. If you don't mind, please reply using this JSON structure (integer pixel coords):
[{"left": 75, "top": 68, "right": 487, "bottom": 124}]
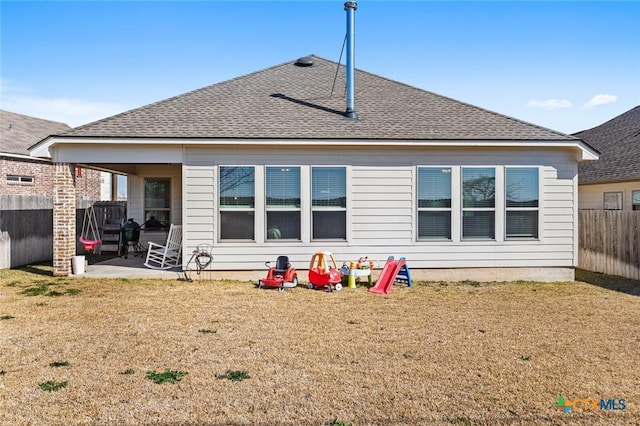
[
  {"left": 257, "top": 255, "right": 298, "bottom": 291},
  {"left": 307, "top": 252, "right": 343, "bottom": 292}
]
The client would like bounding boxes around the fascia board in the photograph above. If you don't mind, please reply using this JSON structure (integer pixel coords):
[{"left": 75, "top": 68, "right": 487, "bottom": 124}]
[{"left": 29, "top": 136, "right": 599, "bottom": 161}]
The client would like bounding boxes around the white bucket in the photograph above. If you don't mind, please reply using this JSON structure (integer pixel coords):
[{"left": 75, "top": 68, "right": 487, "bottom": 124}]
[{"left": 72, "top": 255, "right": 85, "bottom": 275}]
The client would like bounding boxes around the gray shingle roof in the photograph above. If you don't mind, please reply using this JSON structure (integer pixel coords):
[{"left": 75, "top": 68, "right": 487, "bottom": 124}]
[
  {"left": 62, "top": 55, "right": 575, "bottom": 141},
  {"left": 575, "top": 106, "right": 640, "bottom": 184},
  {"left": 1, "top": 109, "right": 71, "bottom": 155}
]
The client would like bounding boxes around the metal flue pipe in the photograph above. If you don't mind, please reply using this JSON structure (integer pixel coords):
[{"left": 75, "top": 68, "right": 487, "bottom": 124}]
[{"left": 344, "top": 1, "right": 358, "bottom": 120}]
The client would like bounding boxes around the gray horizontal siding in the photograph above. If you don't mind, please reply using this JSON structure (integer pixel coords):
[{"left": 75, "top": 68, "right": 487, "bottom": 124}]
[{"left": 182, "top": 146, "right": 577, "bottom": 270}]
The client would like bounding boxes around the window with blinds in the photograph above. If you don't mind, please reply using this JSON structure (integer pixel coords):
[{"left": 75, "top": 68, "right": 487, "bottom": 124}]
[
  {"left": 311, "top": 166, "right": 346, "bottom": 240},
  {"left": 417, "top": 167, "right": 452, "bottom": 240},
  {"left": 265, "top": 167, "right": 301, "bottom": 240},
  {"left": 505, "top": 167, "right": 539, "bottom": 239},
  {"left": 462, "top": 167, "right": 495, "bottom": 240},
  {"left": 219, "top": 166, "right": 255, "bottom": 240}
]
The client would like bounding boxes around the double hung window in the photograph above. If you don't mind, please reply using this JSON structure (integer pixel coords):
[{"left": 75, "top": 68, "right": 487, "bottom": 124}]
[
  {"left": 144, "top": 178, "right": 171, "bottom": 224},
  {"left": 505, "top": 168, "right": 539, "bottom": 239},
  {"left": 603, "top": 192, "right": 623, "bottom": 210},
  {"left": 219, "top": 166, "right": 255, "bottom": 240},
  {"left": 265, "top": 167, "right": 301, "bottom": 240},
  {"left": 462, "top": 168, "right": 495, "bottom": 239},
  {"left": 633, "top": 190, "right": 640, "bottom": 211},
  {"left": 311, "top": 167, "right": 346, "bottom": 240},
  {"left": 417, "top": 167, "right": 452, "bottom": 239}
]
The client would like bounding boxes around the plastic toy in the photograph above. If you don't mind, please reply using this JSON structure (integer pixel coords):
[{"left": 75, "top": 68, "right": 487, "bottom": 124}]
[
  {"left": 369, "top": 256, "right": 411, "bottom": 295},
  {"left": 340, "top": 257, "right": 375, "bottom": 289},
  {"left": 307, "top": 252, "right": 342, "bottom": 291},
  {"left": 257, "top": 255, "right": 298, "bottom": 291}
]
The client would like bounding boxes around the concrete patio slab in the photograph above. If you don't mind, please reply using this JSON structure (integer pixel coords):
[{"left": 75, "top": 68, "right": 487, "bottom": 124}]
[{"left": 75, "top": 255, "right": 182, "bottom": 279}]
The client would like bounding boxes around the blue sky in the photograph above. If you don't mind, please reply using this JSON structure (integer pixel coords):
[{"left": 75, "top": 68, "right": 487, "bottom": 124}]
[{"left": 1, "top": 0, "right": 638, "bottom": 134}]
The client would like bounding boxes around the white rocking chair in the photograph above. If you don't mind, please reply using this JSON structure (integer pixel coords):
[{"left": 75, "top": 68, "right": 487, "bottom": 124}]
[{"left": 144, "top": 224, "right": 183, "bottom": 270}]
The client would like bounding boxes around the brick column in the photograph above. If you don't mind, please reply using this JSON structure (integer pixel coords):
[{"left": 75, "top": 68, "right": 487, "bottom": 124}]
[{"left": 53, "top": 163, "right": 76, "bottom": 276}]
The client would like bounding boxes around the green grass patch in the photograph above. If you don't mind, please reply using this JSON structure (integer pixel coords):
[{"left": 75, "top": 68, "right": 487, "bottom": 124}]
[
  {"left": 444, "top": 415, "right": 473, "bottom": 425},
  {"left": 216, "top": 369, "right": 250, "bottom": 382},
  {"left": 1, "top": 315, "right": 15, "bottom": 320},
  {"left": 39, "top": 380, "right": 67, "bottom": 392},
  {"left": 20, "top": 284, "right": 49, "bottom": 296},
  {"left": 18, "top": 282, "right": 81, "bottom": 297},
  {"left": 145, "top": 369, "right": 188, "bottom": 384},
  {"left": 326, "top": 420, "right": 351, "bottom": 426}
]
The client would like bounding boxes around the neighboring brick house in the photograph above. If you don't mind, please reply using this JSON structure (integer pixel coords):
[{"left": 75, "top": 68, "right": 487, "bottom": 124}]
[
  {"left": 1, "top": 109, "right": 103, "bottom": 199},
  {"left": 1, "top": 109, "right": 107, "bottom": 269},
  {"left": 575, "top": 106, "right": 640, "bottom": 210}
]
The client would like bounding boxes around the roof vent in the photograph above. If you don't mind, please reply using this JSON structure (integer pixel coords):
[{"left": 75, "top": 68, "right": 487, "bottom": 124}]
[{"left": 295, "top": 56, "right": 314, "bottom": 67}]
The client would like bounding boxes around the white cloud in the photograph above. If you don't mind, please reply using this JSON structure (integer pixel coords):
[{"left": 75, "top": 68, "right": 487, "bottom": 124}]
[
  {"left": 0, "top": 95, "right": 129, "bottom": 127},
  {"left": 526, "top": 99, "right": 572, "bottom": 110},
  {"left": 583, "top": 94, "right": 617, "bottom": 108},
  {"left": 0, "top": 79, "right": 130, "bottom": 127}
]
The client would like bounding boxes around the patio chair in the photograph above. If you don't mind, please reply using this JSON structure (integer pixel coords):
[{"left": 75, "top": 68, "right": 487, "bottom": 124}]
[{"left": 144, "top": 224, "right": 182, "bottom": 270}]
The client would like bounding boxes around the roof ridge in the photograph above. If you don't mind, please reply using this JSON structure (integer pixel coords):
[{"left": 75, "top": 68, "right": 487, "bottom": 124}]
[{"left": 56, "top": 55, "right": 581, "bottom": 142}]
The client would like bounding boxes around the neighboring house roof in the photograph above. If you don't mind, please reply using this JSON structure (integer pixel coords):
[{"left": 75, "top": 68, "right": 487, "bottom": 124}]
[
  {"left": 575, "top": 106, "right": 640, "bottom": 184},
  {"left": 57, "top": 55, "right": 577, "bottom": 142},
  {"left": 1, "top": 109, "right": 71, "bottom": 156}
]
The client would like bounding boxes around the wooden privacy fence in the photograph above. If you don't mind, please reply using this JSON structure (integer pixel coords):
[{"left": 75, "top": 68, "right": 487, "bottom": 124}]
[
  {"left": 579, "top": 210, "right": 640, "bottom": 281},
  {"left": 0, "top": 196, "right": 125, "bottom": 269}
]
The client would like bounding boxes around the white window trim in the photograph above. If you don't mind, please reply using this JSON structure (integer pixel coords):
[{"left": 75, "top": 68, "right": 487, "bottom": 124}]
[
  {"left": 6, "top": 175, "right": 34, "bottom": 184},
  {"left": 144, "top": 176, "right": 172, "bottom": 224},
  {"left": 416, "top": 166, "right": 453, "bottom": 241},
  {"left": 215, "top": 165, "right": 349, "bottom": 244},
  {"left": 218, "top": 166, "right": 257, "bottom": 242},
  {"left": 265, "top": 165, "right": 302, "bottom": 242},
  {"left": 461, "top": 166, "right": 498, "bottom": 241},
  {"left": 310, "top": 165, "right": 348, "bottom": 242},
  {"left": 603, "top": 191, "right": 623, "bottom": 210},
  {"left": 632, "top": 190, "right": 640, "bottom": 211},
  {"left": 504, "top": 166, "right": 540, "bottom": 241}
]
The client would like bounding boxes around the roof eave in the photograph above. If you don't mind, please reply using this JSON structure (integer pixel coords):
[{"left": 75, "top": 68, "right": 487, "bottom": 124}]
[{"left": 31, "top": 135, "right": 600, "bottom": 160}]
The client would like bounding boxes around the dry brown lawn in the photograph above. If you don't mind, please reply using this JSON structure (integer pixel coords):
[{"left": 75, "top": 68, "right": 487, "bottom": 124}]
[{"left": 1, "top": 266, "right": 639, "bottom": 426}]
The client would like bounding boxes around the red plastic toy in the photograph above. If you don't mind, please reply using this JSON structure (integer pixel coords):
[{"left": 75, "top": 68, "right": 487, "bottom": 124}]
[
  {"left": 307, "top": 252, "right": 343, "bottom": 292},
  {"left": 257, "top": 255, "right": 298, "bottom": 292}
]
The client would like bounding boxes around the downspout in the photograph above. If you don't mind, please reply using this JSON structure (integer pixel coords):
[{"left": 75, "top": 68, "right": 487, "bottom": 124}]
[{"left": 344, "top": 1, "right": 358, "bottom": 120}]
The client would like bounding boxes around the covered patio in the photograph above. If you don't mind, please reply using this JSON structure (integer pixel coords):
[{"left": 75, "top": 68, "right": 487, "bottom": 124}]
[{"left": 76, "top": 254, "right": 182, "bottom": 279}]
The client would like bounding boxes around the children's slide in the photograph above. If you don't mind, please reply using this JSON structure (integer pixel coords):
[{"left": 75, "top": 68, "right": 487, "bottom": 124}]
[{"left": 369, "top": 257, "right": 406, "bottom": 295}]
